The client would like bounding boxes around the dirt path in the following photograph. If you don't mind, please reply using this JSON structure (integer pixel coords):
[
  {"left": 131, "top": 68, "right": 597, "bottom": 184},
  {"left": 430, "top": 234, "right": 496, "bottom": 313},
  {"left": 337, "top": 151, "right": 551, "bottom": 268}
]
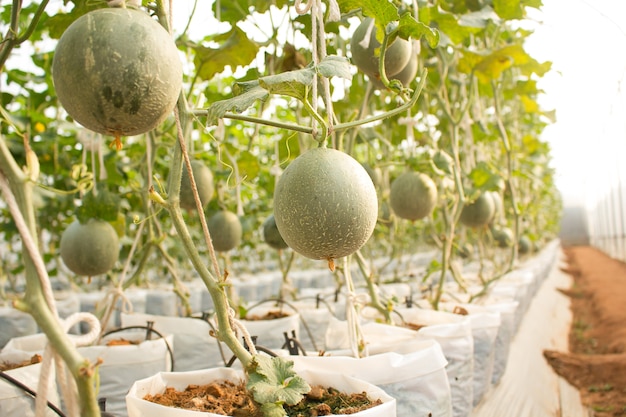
[{"left": 544, "top": 246, "right": 626, "bottom": 416}]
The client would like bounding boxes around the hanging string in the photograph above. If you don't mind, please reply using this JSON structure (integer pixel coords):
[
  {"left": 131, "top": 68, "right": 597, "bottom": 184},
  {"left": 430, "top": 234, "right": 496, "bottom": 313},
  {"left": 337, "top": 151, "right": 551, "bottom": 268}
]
[
  {"left": 294, "top": 0, "right": 338, "bottom": 144},
  {"left": 228, "top": 308, "right": 258, "bottom": 355}
]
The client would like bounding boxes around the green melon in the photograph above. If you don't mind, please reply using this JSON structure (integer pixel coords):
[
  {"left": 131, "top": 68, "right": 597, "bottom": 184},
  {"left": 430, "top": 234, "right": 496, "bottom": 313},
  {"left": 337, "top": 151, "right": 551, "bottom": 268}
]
[
  {"left": 460, "top": 192, "right": 496, "bottom": 228},
  {"left": 273, "top": 147, "right": 378, "bottom": 264},
  {"left": 60, "top": 219, "right": 119, "bottom": 276},
  {"left": 179, "top": 160, "right": 214, "bottom": 211},
  {"left": 373, "top": 41, "right": 418, "bottom": 89},
  {"left": 518, "top": 235, "right": 532, "bottom": 254},
  {"left": 350, "top": 18, "right": 412, "bottom": 80},
  {"left": 208, "top": 211, "right": 242, "bottom": 252},
  {"left": 492, "top": 227, "right": 514, "bottom": 248},
  {"left": 389, "top": 172, "right": 438, "bottom": 221},
  {"left": 263, "top": 214, "right": 289, "bottom": 250},
  {"left": 52, "top": 7, "right": 182, "bottom": 146}
]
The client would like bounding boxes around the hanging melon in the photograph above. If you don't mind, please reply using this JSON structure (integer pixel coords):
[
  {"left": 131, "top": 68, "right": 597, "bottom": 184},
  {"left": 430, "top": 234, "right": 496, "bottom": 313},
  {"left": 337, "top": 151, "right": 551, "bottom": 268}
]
[{"left": 52, "top": 7, "right": 183, "bottom": 149}]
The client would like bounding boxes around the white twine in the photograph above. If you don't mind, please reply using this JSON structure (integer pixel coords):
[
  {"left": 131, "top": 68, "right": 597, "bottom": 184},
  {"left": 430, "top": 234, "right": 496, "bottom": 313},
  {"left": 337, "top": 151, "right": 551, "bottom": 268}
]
[
  {"left": 35, "top": 313, "right": 102, "bottom": 417},
  {"left": 345, "top": 293, "right": 369, "bottom": 358},
  {"left": 0, "top": 170, "right": 103, "bottom": 417},
  {"left": 228, "top": 308, "right": 258, "bottom": 356}
]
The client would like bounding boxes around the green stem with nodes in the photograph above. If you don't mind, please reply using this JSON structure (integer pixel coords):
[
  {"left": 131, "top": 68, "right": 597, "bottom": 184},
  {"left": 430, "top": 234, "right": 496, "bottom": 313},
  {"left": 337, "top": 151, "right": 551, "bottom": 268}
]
[
  {"left": 0, "top": 138, "right": 100, "bottom": 417},
  {"left": 152, "top": 0, "right": 252, "bottom": 368},
  {"left": 301, "top": 89, "right": 329, "bottom": 146},
  {"left": 163, "top": 101, "right": 253, "bottom": 368},
  {"left": 354, "top": 249, "right": 391, "bottom": 324},
  {"left": 191, "top": 68, "right": 428, "bottom": 141},
  {"left": 491, "top": 80, "right": 520, "bottom": 272}
]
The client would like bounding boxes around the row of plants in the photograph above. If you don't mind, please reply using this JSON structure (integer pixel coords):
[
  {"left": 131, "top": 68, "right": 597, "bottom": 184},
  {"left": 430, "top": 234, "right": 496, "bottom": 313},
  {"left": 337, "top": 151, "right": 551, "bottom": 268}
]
[{"left": 0, "top": 0, "right": 561, "bottom": 416}]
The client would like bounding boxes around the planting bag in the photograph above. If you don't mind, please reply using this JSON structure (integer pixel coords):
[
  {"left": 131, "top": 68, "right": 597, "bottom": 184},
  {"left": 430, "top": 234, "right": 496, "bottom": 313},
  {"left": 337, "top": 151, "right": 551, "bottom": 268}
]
[
  {"left": 126, "top": 367, "right": 396, "bottom": 417},
  {"left": 289, "top": 298, "right": 336, "bottom": 352},
  {"left": 0, "top": 350, "right": 60, "bottom": 417},
  {"left": 464, "top": 309, "right": 500, "bottom": 406},
  {"left": 78, "top": 330, "right": 173, "bottom": 417},
  {"left": 241, "top": 303, "right": 301, "bottom": 351},
  {"left": 0, "top": 307, "right": 37, "bottom": 349},
  {"left": 288, "top": 338, "right": 452, "bottom": 417},
  {"left": 121, "top": 312, "right": 226, "bottom": 371},
  {"left": 396, "top": 307, "right": 474, "bottom": 417}
]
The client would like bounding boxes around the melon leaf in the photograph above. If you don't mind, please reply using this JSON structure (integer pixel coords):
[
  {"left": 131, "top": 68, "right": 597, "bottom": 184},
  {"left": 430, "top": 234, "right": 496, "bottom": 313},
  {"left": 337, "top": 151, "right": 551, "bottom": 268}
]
[{"left": 247, "top": 355, "right": 311, "bottom": 406}]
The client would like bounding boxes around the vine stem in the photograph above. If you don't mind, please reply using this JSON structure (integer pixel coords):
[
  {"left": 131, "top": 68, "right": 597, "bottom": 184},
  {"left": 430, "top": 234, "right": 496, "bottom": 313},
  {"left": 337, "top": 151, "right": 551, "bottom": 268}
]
[
  {"left": 153, "top": 0, "right": 252, "bottom": 368},
  {"left": 354, "top": 249, "right": 391, "bottom": 324},
  {"left": 0, "top": 137, "right": 100, "bottom": 417},
  {"left": 491, "top": 80, "right": 520, "bottom": 272},
  {"left": 190, "top": 68, "right": 428, "bottom": 140}
]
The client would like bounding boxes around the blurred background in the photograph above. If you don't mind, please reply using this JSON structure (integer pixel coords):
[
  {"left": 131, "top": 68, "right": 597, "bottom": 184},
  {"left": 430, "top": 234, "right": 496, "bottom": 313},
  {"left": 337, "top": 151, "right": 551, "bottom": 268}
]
[{"left": 525, "top": 0, "right": 626, "bottom": 257}]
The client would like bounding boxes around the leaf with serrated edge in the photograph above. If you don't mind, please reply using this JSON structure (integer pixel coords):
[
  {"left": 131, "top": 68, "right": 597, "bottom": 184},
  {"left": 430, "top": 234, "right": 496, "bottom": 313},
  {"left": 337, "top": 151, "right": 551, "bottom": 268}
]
[
  {"left": 259, "top": 69, "right": 312, "bottom": 100},
  {"left": 247, "top": 355, "right": 311, "bottom": 406},
  {"left": 317, "top": 56, "right": 352, "bottom": 80},
  {"left": 398, "top": 13, "right": 439, "bottom": 48},
  {"left": 205, "top": 86, "right": 268, "bottom": 126}
]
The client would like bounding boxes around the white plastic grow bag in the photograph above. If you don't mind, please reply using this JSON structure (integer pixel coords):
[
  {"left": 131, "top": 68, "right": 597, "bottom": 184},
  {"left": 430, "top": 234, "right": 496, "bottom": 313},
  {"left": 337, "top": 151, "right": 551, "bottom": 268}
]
[
  {"left": 395, "top": 307, "right": 474, "bottom": 417},
  {"left": 468, "top": 309, "right": 500, "bottom": 406},
  {"left": 126, "top": 366, "right": 396, "bottom": 417},
  {"left": 0, "top": 350, "right": 60, "bottom": 417},
  {"left": 289, "top": 298, "right": 336, "bottom": 352},
  {"left": 240, "top": 303, "right": 301, "bottom": 351},
  {"left": 287, "top": 337, "right": 452, "bottom": 417},
  {"left": 0, "top": 307, "right": 37, "bottom": 349},
  {"left": 326, "top": 319, "right": 453, "bottom": 417},
  {"left": 121, "top": 312, "right": 226, "bottom": 371},
  {"left": 78, "top": 330, "right": 174, "bottom": 417}
]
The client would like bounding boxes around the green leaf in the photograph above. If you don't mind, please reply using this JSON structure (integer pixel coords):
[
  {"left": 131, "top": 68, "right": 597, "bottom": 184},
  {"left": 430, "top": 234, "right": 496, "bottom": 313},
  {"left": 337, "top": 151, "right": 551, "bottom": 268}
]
[
  {"left": 75, "top": 187, "right": 120, "bottom": 224},
  {"left": 205, "top": 84, "right": 268, "bottom": 126},
  {"left": 259, "top": 56, "right": 352, "bottom": 100},
  {"left": 193, "top": 26, "right": 260, "bottom": 81},
  {"left": 316, "top": 56, "right": 352, "bottom": 80},
  {"left": 398, "top": 13, "right": 439, "bottom": 48},
  {"left": 337, "top": 0, "right": 399, "bottom": 23},
  {"left": 470, "top": 45, "right": 531, "bottom": 82},
  {"left": 468, "top": 162, "right": 503, "bottom": 191},
  {"left": 260, "top": 68, "right": 313, "bottom": 100},
  {"left": 247, "top": 355, "right": 311, "bottom": 406},
  {"left": 46, "top": 2, "right": 103, "bottom": 39},
  {"left": 214, "top": 0, "right": 290, "bottom": 24},
  {"left": 337, "top": 0, "right": 399, "bottom": 43},
  {"left": 458, "top": 7, "right": 501, "bottom": 28},
  {"left": 421, "top": 6, "right": 482, "bottom": 45},
  {"left": 494, "top": 0, "right": 523, "bottom": 20},
  {"left": 237, "top": 150, "right": 261, "bottom": 181}
]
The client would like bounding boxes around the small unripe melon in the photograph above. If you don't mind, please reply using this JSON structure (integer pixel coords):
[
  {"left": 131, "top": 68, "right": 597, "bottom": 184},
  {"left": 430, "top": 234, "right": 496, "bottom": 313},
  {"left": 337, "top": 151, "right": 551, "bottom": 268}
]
[
  {"left": 460, "top": 192, "right": 496, "bottom": 228},
  {"left": 493, "top": 227, "right": 514, "bottom": 248},
  {"left": 389, "top": 172, "right": 438, "bottom": 221},
  {"left": 373, "top": 41, "right": 419, "bottom": 89},
  {"left": 518, "top": 235, "right": 532, "bottom": 254},
  {"left": 350, "top": 18, "right": 412, "bottom": 80},
  {"left": 273, "top": 147, "right": 378, "bottom": 263},
  {"left": 60, "top": 219, "right": 119, "bottom": 276},
  {"left": 52, "top": 8, "right": 182, "bottom": 139},
  {"left": 208, "top": 211, "right": 242, "bottom": 252},
  {"left": 263, "top": 214, "right": 289, "bottom": 250},
  {"left": 179, "top": 160, "right": 214, "bottom": 211}
]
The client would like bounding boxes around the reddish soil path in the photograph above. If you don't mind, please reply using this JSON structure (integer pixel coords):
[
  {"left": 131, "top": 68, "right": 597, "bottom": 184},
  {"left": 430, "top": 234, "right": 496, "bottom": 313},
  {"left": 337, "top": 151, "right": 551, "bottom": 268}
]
[{"left": 544, "top": 246, "right": 626, "bottom": 416}]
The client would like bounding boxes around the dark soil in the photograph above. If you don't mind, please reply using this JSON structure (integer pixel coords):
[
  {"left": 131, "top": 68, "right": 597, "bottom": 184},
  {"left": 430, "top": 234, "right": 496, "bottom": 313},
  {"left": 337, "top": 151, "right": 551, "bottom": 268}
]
[
  {"left": 544, "top": 246, "right": 626, "bottom": 416},
  {"left": 143, "top": 380, "right": 382, "bottom": 416}
]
